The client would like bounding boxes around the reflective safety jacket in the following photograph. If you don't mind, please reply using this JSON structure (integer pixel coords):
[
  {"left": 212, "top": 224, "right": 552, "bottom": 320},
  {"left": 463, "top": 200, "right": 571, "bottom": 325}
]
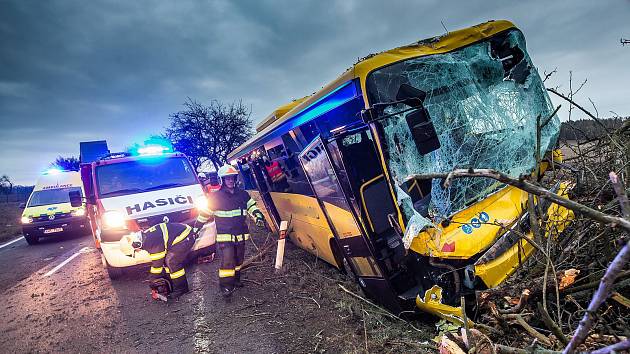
[
  {"left": 196, "top": 186, "right": 262, "bottom": 242},
  {"left": 265, "top": 161, "right": 285, "bottom": 183},
  {"left": 141, "top": 222, "right": 192, "bottom": 278}
]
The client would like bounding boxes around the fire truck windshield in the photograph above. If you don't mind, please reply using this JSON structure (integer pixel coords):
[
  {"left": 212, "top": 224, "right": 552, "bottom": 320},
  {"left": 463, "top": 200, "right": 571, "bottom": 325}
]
[{"left": 96, "top": 157, "right": 197, "bottom": 198}]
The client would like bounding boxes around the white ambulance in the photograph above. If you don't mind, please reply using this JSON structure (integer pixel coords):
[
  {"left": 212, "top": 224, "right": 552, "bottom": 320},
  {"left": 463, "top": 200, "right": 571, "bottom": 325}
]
[{"left": 21, "top": 170, "right": 89, "bottom": 245}]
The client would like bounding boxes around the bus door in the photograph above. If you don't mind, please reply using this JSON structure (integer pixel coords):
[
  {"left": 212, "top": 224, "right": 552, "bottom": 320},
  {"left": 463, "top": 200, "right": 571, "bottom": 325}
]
[
  {"left": 299, "top": 137, "right": 403, "bottom": 313},
  {"left": 249, "top": 159, "right": 281, "bottom": 227}
]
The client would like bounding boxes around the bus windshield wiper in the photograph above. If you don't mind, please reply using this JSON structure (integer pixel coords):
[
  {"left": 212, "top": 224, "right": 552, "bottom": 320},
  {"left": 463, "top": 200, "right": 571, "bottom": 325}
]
[
  {"left": 142, "top": 183, "right": 187, "bottom": 192},
  {"left": 100, "top": 188, "right": 144, "bottom": 197}
]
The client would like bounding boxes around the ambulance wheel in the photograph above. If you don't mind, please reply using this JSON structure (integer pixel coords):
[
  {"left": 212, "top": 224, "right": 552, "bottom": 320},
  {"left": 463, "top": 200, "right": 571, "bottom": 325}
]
[{"left": 24, "top": 234, "right": 39, "bottom": 245}]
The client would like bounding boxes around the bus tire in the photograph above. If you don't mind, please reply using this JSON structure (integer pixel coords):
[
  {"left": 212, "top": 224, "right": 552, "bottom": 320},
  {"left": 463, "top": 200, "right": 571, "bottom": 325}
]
[{"left": 24, "top": 234, "right": 39, "bottom": 245}]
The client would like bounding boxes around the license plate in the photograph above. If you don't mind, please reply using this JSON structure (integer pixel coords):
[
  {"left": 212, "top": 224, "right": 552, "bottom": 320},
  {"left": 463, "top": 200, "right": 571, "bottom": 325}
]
[{"left": 44, "top": 227, "right": 64, "bottom": 234}]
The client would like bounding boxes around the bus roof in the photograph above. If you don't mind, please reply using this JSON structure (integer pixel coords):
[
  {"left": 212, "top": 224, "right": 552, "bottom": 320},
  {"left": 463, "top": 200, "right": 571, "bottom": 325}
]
[
  {"left": 255, "top": 96, "right": 310, "bottom": 133},
  {"left": 229, "top": 20, "right": 516, "bottom": 160}
]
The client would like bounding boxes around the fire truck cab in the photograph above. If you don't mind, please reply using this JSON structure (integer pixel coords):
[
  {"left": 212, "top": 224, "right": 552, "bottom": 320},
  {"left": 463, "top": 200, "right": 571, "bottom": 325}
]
[{"left": 73, "top": 141, "right": 216, "bottom": 279}]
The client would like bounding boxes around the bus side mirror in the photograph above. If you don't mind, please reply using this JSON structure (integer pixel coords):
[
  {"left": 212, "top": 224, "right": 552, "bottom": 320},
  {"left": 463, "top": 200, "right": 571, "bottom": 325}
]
[
  {"left": 396, "top": 83, "right": 426, "bottom": 107},
  {"left": 396, "top": 84, "right": 441, "bottom": 155},
  {"left": 69, "top": 191, "right": 82, "bottom": 207},
  {"left": 18, "top": 203, "right": 26, "bottom": 209}
]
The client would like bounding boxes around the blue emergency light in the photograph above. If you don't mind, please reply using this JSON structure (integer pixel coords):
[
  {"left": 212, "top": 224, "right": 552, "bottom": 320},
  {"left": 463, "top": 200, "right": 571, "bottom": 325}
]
[
  {"left": 137, "top": 145, "right": 171, "bottom": 155},
  {"left": 43, "top": 168, "right": 63, "bottom": 175}
]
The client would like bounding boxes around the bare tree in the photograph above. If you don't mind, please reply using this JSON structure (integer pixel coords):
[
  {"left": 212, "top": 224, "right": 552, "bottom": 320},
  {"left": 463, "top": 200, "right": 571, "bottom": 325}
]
[
  {"left": 0, "top": 175, "right": 13, "bottom": 202},
  {"left": 165, "top": 98, "right": 253, "bottom": 171},
  {"left": 49, "top": 156, "right": 80, "bottom": 171}
]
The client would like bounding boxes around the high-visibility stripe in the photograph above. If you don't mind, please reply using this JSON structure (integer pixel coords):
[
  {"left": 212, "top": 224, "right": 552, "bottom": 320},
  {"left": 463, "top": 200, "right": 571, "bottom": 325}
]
[
  {"left": 149, "top": 251, "right": 166, "bottom": 260},
  {"left": 159, "top": 223, "right": 169, "bottom": 248},
  {"left": 216, "top": 234, "right": 234, "bottom": 242},
  {"left": 246, "top": 198, "right": 256, "bottom": 209},
  {"left": 172, "top": 225, "right": 192, "bottom": 245},
  {"left": 235, "top": 265, "right": 241, "bottom": 271},
  {"left": 170, "top": 268, "right": 186, "bottom": 279},
  {"left": 247, "top": 204, "right": 259, "bottom": 214},
  {"left": 219, "top": 269, "right": 236, "bottom": 277},
  {"left": 197, "top": 215, "right": 209, "bottom": 223},
  {"left": 214, "top": 209, "right": 243, "bottom": 218},
  {"left": 164, "top": 267, "right": 170, "bottom": 273},
  {"left": 235, "top": 234, "right": 250, "bottom": 242},
  {"left": 150, "top": 266, "right": 163, "bottom": 274}
]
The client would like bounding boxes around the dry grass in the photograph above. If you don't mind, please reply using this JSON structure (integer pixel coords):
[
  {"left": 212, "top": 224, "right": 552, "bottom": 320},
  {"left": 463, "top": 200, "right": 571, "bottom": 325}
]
[{"left": 0, "top": 202, "right": 23, "bottom": 242}]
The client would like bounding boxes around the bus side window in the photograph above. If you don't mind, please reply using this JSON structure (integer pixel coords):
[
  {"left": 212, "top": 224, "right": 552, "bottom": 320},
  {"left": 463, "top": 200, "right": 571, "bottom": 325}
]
[{"left": 236, "top": 159, "right": 257, "bottom": 191}]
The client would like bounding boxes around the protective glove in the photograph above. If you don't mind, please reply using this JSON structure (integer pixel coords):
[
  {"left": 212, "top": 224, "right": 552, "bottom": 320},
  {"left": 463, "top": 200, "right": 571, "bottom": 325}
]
[
  {"left": 253, "top": 211, "right": 266, "bottom": 228},
  {"left": 191, "top": 227, "right": 200, "bottom": 240}
]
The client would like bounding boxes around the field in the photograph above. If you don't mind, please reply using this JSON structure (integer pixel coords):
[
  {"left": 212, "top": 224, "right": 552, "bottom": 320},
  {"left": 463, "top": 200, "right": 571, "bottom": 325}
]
[{"left": 0, "top": 202, "right": 22, "bottom": 242}]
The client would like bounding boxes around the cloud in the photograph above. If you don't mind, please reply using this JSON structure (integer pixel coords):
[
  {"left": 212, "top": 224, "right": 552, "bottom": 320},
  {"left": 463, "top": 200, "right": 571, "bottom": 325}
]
[{"left": 0, "top": 0, "right": 628, "bottom": 184}]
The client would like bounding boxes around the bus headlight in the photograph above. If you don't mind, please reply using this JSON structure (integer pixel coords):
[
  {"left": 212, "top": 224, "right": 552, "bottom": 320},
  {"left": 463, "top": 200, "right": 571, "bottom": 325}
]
[
  {"left": 21, "top": 216, "right": 32, "bottom": 224},
  {"left": 103, "top": 211, "right": 125, "bottom": 228},
  {"left": 72, "top": 208, "right": 86, "bottom": 217},
  {"left": 194, "top": 195, "right": 209, "bottom": 211}
]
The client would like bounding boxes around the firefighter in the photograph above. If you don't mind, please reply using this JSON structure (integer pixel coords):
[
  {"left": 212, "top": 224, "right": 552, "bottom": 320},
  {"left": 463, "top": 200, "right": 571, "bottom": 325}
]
[
  {"left": 194, "top": 164, "right": 266, "bottom": 299},
  {"left": 120, "top": 221, "right": 195, "bottom": 299}
]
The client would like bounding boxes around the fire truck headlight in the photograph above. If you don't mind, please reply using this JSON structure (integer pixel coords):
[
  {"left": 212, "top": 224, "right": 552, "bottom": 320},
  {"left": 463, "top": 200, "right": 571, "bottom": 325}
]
[
  {"left": 103, "top": 211, "right": 125, "bottom": 228},
  {"left": 21, "top": 216, "right": 32, "bottom": 224},
  {"left": 72, "top": 208, "right": 86, "bottom": 217},
  {"left": 194, "top": 196, "right": 209, "bottom": 211}
]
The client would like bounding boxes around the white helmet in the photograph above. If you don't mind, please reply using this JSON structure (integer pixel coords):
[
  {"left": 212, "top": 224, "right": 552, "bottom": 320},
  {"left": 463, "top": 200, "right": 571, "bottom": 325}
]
[
  {"left": 119, "top": 232, "right": 142, "bottom": 256},
  {"left": 217, "top": 164, "right": 239, "bottom": 178}
]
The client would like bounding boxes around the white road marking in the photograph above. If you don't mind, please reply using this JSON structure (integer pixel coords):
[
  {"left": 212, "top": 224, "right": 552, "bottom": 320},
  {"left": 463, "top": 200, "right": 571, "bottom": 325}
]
[
  {"left": 43, "top": 246, "right": 92, "bottom": 277},
  {"left": 192, "top": 269, "right": 211, "bottom": 353},
  {"left": 0, "top": 236, "right": 25, "bottom": 249}
]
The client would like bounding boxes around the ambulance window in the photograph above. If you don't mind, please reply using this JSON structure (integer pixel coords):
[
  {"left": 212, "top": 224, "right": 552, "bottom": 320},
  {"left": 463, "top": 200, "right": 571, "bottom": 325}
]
[{"left": 28, "top": 187, "right": 82, "bottom": 207}]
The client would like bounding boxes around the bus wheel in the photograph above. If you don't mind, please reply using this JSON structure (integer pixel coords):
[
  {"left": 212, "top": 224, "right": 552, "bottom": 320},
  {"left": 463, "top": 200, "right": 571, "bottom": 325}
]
[{"left": 24, "top": 234, "right": 39, "bottom": 245}]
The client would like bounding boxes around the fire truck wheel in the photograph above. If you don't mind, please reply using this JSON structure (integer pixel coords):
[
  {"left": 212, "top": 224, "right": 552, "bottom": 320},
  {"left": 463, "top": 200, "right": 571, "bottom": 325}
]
[
  {"left": 24, "top": 234, "right": 39, "bottom": 245},
  {"left": 106, "top": 265, "right": 124, "bottom": 280}
]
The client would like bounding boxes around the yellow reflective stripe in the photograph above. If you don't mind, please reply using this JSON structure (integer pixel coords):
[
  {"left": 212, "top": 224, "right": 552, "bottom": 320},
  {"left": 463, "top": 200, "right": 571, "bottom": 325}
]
[
  {"left": 216, "top": 234, "right": 234, "bottom": 242},
  {"left": 235, "top": 265, "right": 241, "bottom": 271},
  {"left": 164, "top": 267, "right": 170, "bottom": 273},
  {"left": 219, "top": 269, "right": 236, "bottom": 278},
  {"left": 214, "top": 209, "right": 243, "bottom": 218},
  {"left": 246, "top": 198, "right": 256, "bottom": 209},
  {"left": 170, "top": 268, "right": 186, "bottom": 279},
  {"left": 150, "top": 266, "right": 163, "bottom": 274},
  {"left": 247, "top": 204, "right": 259, "bottom": 214},
  {"left": 159, "top": 223, "right": 169, "bottom": 248},
  {"left": 197, "top": 215, "right": 209, "bottom": 223},
  {"left": 235, "top": 234, "right": 250, "bottom": 242},
  {"left": 149, "top": 251, "right": 166, "bottom": 261},
  {"left": 172, "top": 225, "right": 192, "bottom": 246}
]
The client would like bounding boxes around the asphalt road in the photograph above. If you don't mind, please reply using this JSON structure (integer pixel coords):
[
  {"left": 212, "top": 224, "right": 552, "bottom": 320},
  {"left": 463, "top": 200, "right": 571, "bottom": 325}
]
[
  {"left": 0, "top": 232, "right": 209, "bottom": 353},
  {"left": 0, "top": 231, "right": 300, "bottom": 354}
]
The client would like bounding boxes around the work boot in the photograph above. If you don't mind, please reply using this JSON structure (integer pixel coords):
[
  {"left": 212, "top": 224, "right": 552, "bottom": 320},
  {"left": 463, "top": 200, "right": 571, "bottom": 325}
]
[
  {"left": 169, "top": 283, "right": 190, "bottom": 299},
  {"left": 220, "top": 287, "right": 233, "bottom": 301}
]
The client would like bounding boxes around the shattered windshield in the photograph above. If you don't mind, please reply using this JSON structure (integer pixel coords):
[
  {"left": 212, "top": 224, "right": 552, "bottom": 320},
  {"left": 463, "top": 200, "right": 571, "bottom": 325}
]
[{"left": 365, "top": 29, "right": 560, "bottom": 235}]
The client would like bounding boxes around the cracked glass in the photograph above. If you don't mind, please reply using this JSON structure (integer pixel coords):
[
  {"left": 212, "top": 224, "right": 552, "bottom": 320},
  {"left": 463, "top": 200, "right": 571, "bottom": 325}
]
[{"left": 365, "top": 29, "right": 560, "bottom": 247}]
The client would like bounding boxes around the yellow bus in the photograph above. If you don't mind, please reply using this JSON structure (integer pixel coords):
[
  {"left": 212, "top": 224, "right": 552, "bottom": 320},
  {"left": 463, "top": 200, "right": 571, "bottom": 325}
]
[{"left": 228, "top": 20, "right": 573, "bottom": 323}]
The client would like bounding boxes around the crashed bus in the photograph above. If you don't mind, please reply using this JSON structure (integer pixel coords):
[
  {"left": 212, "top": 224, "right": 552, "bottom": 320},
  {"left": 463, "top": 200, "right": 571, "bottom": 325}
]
[{"left": 227, "top": 20, "right": 573, "bottom": 322}]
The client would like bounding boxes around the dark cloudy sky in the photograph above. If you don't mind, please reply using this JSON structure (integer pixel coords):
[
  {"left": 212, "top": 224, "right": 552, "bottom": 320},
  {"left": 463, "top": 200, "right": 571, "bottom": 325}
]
[{"left": 1, "top": 1, "right": 628, "bottom": 185}]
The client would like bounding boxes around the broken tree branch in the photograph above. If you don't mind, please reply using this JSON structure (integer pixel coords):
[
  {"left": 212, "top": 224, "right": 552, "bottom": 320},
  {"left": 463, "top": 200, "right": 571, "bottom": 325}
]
[
  {"left": 537, "top": 302, "right": 569, "bottom": 345},
  {"left": 563, "top": 174, "right": 630, "bottom": 354},
  {"left": 407, "top": 169, "right": 630, "bottom": 232}
]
